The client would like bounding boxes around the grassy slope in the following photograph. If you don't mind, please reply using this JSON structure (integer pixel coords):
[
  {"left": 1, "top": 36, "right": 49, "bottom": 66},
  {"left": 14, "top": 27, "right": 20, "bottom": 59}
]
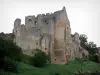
[{"left": 4, "top": 60, "right": 100, "bottom": 75}]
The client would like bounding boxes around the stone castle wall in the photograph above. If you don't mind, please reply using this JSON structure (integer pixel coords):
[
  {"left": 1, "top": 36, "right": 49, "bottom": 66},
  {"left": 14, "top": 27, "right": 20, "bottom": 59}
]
[{"left": 13, "top": 6, "right": 87, "bottom": 64}]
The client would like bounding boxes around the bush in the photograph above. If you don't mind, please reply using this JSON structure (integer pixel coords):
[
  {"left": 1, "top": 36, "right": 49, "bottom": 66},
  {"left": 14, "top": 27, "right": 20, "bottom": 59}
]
[
  {"left": 4, "top": 58, "right": 18, "bottom": 72},
  {"left": 21, "top": 54, "right": 32, "bottom": 64},
  {"left": 0, "top": 37, "right": 22, "bottom": 61},
  {"left": 89, "top": 54, "right": 99, "bottom": 63},
  {"left": 0, "top": 71, "right": 8, "bottom": 75},
  {"left": 30, "top": 50, "right": 48, "bottom": 67},
  {"left": 0, "top": 37, "right": 22, "bottom": 72}
]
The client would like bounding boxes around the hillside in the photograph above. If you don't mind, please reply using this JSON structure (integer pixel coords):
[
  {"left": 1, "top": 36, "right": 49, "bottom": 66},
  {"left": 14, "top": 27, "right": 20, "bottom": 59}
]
[{"left": 2, "top": 60, "right": 100, "bottom": 75}]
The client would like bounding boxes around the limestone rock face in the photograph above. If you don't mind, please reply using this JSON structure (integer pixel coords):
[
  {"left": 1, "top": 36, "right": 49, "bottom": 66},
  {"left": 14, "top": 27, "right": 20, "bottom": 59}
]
[{"left": 13, "top": 6, "right": 86, "bottom": 64}]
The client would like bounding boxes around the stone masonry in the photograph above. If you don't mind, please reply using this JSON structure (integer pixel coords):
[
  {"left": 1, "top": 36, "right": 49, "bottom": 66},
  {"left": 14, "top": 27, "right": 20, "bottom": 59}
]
[{"left": 13, "top": 6, "right": 88, "bottom": 64}]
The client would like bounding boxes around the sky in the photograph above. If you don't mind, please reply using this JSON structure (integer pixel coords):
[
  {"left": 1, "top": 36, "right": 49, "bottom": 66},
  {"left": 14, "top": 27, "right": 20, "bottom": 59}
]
[{"left": 0, "top": 0, "right": 100, "bottom": 46}]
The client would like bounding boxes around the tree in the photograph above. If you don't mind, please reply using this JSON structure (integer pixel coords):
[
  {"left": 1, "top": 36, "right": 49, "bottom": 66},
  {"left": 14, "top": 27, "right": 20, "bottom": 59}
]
[
  {"left": 30, "top": 50, "right": 48, "bottom": 67},
  {"left": 79, "top": 34, "right": 88, "bottom": 48},
  {"left": 88, "top": 42, "right": 96, "bottom": 48},
  {"left": 79, "top": 34, "right": 99, "bottom": 62},
  {"left": 0, "top": 38, "right": 22, "bottom": 61},
  {"left": 86, "top": 41, "right": 99, "bottom": 62},
  {"left": 88, "top": 41, "right": 97, "bottom": 55},
  {"left": 0, "top": 37, "right": 22, "bottom": 72}
]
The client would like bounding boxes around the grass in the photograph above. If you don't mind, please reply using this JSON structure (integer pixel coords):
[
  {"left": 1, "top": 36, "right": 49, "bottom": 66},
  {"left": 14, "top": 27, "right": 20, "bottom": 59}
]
[{"left": 2, "top": 59, "right": 100, "bottom": 75}]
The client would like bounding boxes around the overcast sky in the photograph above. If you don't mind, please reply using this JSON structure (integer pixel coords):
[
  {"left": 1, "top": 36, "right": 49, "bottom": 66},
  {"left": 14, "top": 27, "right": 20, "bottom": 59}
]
[{"left": 0, "top": 0, "right": 100, "bottom": 46}]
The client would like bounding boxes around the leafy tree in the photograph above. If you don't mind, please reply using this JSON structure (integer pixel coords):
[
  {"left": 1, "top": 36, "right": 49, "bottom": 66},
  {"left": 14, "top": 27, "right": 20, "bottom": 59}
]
[
  {"left": 0, "top": 37, "right": 22, "bottom": 72},
  {"left": 0, "top": 37, "right": 22, "bottom": 61},
  {"left": 87, "top": 41, "right": 97, "bottom": 55},
  {"left": 84, "top": 41, "right": 99, "bottom": 62},
  {"left": 4, "top": 57, "right": 18, "bottom": 72},
  {"left": 30, "top": 50, "right": 48, "bottom": 67},
  {"left": 79, "top": 34, "right": 88, "bottom": 48},
  {"left": 88, "top": 42, "right": 96, "bottom": 48},
  {"left": 79, "top": 34, "right": 99, "bottom": 62}
]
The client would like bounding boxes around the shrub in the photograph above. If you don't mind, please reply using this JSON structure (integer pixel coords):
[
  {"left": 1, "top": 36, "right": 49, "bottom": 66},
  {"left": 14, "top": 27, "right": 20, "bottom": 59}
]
[
  {"left": 4, "top": 58, "right": 18, "bottom": 72},
  {"left": 0, "top": 37, "right": 22, "bottom": 61},
  {"left": 0, "top": 37, "right": 21, "bottom": 72},
  {"left": 22, "top": 54, "right": 32, "bottom": 64},
  {"left": 5, "top": 39, "right": 22, "bottom": 61},
  {"left": 0, "top": 71, "right": 8, "bottom": 75},
  {"left": 30, "top": 50, "right": 48, "bottom": 67},
  {"left": 89, "top": 54, "right": 99, "bottom": 63}
]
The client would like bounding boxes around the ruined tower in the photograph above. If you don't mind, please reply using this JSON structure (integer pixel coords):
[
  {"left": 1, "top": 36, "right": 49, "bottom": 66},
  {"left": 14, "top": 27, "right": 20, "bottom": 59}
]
[{"left": 13, "top": 6, "right": 83, "bottom": 64}]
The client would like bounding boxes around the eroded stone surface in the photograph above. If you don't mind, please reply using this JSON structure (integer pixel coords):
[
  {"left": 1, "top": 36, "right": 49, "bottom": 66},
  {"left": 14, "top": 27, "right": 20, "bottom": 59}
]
[{"left": 13, "top": 6, "right": 88, "bottom": 64}]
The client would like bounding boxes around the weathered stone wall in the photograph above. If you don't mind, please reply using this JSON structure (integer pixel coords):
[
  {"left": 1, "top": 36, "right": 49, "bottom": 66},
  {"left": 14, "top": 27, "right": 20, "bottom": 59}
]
[
  {"left": 13, "top": 6, "right": 86, "bottom": 64},
  {"left": 72, "top": 33, "right": 80, "bottom": 58}
]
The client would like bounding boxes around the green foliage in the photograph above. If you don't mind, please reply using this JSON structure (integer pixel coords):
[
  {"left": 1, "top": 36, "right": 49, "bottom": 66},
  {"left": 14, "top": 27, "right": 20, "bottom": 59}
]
[
  {"left": 21, "top": 54, "right": 32, "bottom": 64},
  {"left": 85, "top": 42, "right": 98, "bottom": 62},
  {"left": 30, "top": 50, "right": 48, "bottom": 67},
  {"left": 0, "top": 37, "right": 22, "bottom": 72},
  {"left": 79, "top": 34, "right": 99, "bottom": 63},
  {"left": 89, "top": 54, "right": 99, "bottom": 63},
  {"left": 4, "top": 58, "right": 18, "bottom": 72},
  {"left": 0, "top": 71, "right": 8, "bottom": 75},
  {"left": 79, "top": 34, "right": 88, "bottom": 48},
  {"left": 0, "top": 37, "right": 22, "bottom": 61},
  {"left": 79, "top": 34, "right": 98, "bottom": 56},
  {"left": 87, "top": 42, "right": 97, "bottom": 55}
]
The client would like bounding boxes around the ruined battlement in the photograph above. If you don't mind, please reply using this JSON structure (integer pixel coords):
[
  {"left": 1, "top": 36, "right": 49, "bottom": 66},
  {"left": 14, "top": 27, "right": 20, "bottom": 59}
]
[
  {"left": 14, "top": 6, "right": 69, "bottom": 30},
  {"left": 13, "top": 6, "right": 88, "bottom": 64}
]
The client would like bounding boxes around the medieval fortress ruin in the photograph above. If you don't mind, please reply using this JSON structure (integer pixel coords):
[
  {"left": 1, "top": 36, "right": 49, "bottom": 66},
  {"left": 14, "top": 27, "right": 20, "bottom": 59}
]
[{"left": 13, "top": 7, "right": 88, "bottom": 64}]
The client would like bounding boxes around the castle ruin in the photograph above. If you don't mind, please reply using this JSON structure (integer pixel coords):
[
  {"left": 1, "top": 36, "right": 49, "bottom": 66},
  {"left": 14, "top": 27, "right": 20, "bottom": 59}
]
[{"left": 13, "top": 7, "right": 88, "bottom": 64}]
